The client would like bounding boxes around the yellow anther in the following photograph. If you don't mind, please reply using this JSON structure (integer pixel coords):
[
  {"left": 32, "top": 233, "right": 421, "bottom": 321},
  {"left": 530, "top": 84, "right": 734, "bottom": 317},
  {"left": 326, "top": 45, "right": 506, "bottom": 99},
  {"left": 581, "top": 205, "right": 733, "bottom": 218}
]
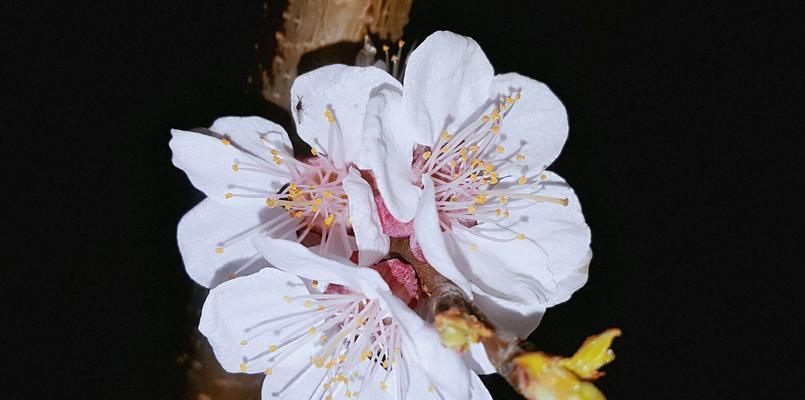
[
  {"left": 428, "top": 386, "right": 435, "bottom": 392},
  {"left": 515, "top": 92, "right": 522, "bottom": 100},
  {"left": 500, "top": 102, "right": 506, "bottom": 112},
  {"left": 467, "top": 206, "right": 476, "bottom": 214},
  {"left": 491, "top": 125, "right": 501, "bottom": 134},
  {"left": 500, "top": 196, "right": 509, "bottom": 205},
  {"left": 269, "top": 344, "right": 277, "bottom": 353},
  {"left": 452, "top": 173, "right": 460, "bottom": 179},
  {"left": 239, "top": 362, "right": 247, "bottom": 372},
  {"left": 282, "top": 295, "right": 292, "bottom": 303},
  {"left": 540, "top": 173, "right": 549, "bottom": 181},
  {"left": 459, "top": 147, "right": 467, "bottom": 156},
  {"left": 270, "top": 149, "right": 280, "bottom": 156},
  {"left": 461, "top": 154, "right": 468, "bottom": 162},
  {"left": 516, "top": 233, "right": 526, "bottom": 240},
  {"left": 312, "top": 356, "right": 325, "bottom": 368},
  {"left": 391, "top": 55, "right": 399, "bottom": 62},
  {"left": 311, "top": 280, "right": 318, "bottom": 288},
  {"left": 395, "top": 347, "right": 401, "bottom": 354},
  {"left": 339, "top": 355, "right": 347, "bottom": 364},
  {"left": 240, "top": 339, "right": 248, "bottom": 346},
  {"left": 303, "top": 300, "right": 313, "bottom": 308},
  {"left": 221, "top": 138, "right": 231, "bottom": 145},
  {"left": 380, "top": 382, "right": 388, "bottom": 391},
  {"left": 449, "top": 160, "right": 457, "bottom": 168},
  {"left": 323, "top": 191, "right": 333, "bottom": 199},
  {"left": 382, "top": 44, "right": 390, "bottom": 52},
  {"left": 264, "top": 368, "right": 273, "bottom": 375},
  {"left": 470, "top": 144, "right": 479, "bottom": 153},
  {"left": 224, "top": 192, "right": 234, "bottom": 199},
  {"left": 308, "top": 327, "right": 316, "bottom": 335},
  {"left": 518, "top": 175, "right": 528, "bottom": 185},
  {"left": 489, "top": 172, "right": 499, "bottom": 184},
  {"left": 314, "top": 197, "right": 323, "bottom": 205},
  {"left": 496, "top": 145, "right": 505, "bottom": 154},
  {"left": 324, "top": 109, "right": 335, "bottom": 124},
  {"left": 422, "top": 150, "right": 432, "bottom": 160},
  {"left": 316, "top": 305, "right": 325, "bottom": 311},
  {"left": 324, "top": 214, "right": 334, "bottom": 226},
  {"left": 495, "top": 208, "right": 502, "bottom": 217},
  {"left": 345, "top": 390, "right": 352, "bottom": 398},
  {"left": 474, "top": 195, "right": 488, "bottom": 204},
  {"left": 326, "top": 396, "right": 333, "bottom": 400},
  {"left": 440, "top": 145, "right": 450, "bottom": 154},
  {"left": 382, "top": 360, "right": 389, "bottom": 369},
  {"left": 450, "top": 194, "right": 458, "bottom": 201},
  {"left": 470, "top": 173, "right": 478, "bottom": 181},
  {"left": 273, "top": 155, "right": 282, "bottom": 165},
  {"left": 294, "top": 211, "right": 303, "bottom": 218},
  {"left": 485, "top": 163, "right": 495, "bottom": 172},
  {"left": 398, "top": 39, "right": 405, "bottom": 47},
  {"left": 214, "top": 247, "right": 224, "bottom": 254},
  {"left": 320, "top": 335, "right": 328, "bottom": 343},
  {"left": 228, "top": 272, "right": 237, "bottom": 280},
  {"left": 503, "top": 210, "right": 510, "bottom": 218},
  {"left": 311, "top": 147, "right": 318, "bottom": 156},
  {"left": 491, "top": 109, "right": 500, "bottom": 120},
  {"left": 441, "top": 131, "right": 451, "bottom": 141},
  {"left": 506, "top": 96, "right": 514, "bottom": 104},
  {"left": 231, "top": 163, "right": 239, "bottom": 172},
  {"left": 289, "top": 183, "right": 298, "bottom": 191},
  {"left": 310, "top": 205, "right": 318, "bottom": 212},
  {"left": 516, "top": 153, "right": 526, "bottom": 161},
  {"left": 266, "top": 198, "right": 278, "bottom": 208},
  {"left": 481, "top": 114, "right": 490, "bottom": 122},
  {"left": 470, "top": 243, "right": 478, "bottom": 252}
]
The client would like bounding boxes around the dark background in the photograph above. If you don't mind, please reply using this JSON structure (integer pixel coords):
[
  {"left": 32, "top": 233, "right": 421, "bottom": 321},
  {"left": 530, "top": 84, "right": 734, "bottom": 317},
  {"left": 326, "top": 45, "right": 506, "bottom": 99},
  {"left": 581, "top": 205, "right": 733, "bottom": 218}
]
[{"left": 7, "top": 1, "right": 800, "bottom": 398}]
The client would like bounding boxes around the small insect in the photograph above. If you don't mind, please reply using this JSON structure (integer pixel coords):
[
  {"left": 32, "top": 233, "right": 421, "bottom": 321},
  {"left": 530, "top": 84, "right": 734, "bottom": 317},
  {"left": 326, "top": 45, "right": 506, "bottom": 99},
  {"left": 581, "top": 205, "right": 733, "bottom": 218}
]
[{"left": 294, "top": 95, "right": 306, "bottom": 124}]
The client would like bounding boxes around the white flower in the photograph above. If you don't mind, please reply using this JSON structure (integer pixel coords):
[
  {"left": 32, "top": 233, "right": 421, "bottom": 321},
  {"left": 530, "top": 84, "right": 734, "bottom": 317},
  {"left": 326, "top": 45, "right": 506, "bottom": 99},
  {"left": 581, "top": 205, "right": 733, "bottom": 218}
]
[
  {"left": 200, "top": 237, "right": 492, "bottom": 399},
  {"left": 358, "top": 31, "right": 592, "bottom": 347},
  {"left": 171, "top": 65, "right": 398, "bottom": 287}
]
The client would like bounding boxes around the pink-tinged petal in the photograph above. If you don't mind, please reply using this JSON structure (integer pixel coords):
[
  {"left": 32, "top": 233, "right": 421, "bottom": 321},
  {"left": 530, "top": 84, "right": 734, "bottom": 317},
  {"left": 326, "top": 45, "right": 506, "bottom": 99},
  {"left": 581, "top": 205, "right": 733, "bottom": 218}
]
[
  {"left": 342, "top": 168, "right": 389, "bottom": 266},
  {"left": 413, "top": 175, "right": 474, "bottom": 298},
  {"left": 408, "top": 231, "right": 427, "bottom": 262},
  {"left": 401, "top": 31, "right": 494, "bottom": 146},
  {"left": 371, "top": 259, "right": 419, "bottom": 308},
  {"left": 375, "top": 195, "right": 414, "bottom": 237}
]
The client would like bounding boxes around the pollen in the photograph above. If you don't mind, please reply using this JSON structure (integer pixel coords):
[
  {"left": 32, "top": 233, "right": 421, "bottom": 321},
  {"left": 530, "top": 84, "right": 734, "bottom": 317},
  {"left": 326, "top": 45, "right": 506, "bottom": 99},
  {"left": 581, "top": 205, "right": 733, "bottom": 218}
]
[
  {"left": 540, "top": 173, "right": 549, "bottom": 181},
  {"left": 311, "top": 147, "right": 318, "bottom": 156},
  {"left": 231, "top": 163, "right": 239, "bottom": 172},
  {"left": 470, "top": 243, "right": 478, "bottom": 252},
  {"left": 269, "top": 344, "right": 277, "bottom": 353},
  {"left": 214, "top": 246, "right": 224, "bottom": 254},
  {"left": 303, "top": 300, "right": 314, "bottom": 308},
  {"left": 224, "top": 192, "right": 234, "bottom": 199},
  {"left": 270, "top": 149, "right": 280, "bottom": 155},
  {"left": 398, "top": 39, "right": 405, "bottom": 47},
  {"left": 282, "top": 295, "right": 292, "bottom": 303},
  {"left": 324, "top": 109, "right": 335, "bottom": 124},
  {"left": 382, "top": 44, "right": 390, "bottom": 52},
  {"left": 308, "top": 327, "right": 316, "bottom": 335},
  {"left": 518, "top": 175, "right": 528, "bottom": 185},
  {"left": 221, "top": 137, "right": 231, "bottom": 145},
  {"left": 467, "top": 206, "right": 476, "bottom": 214},
  {"left": 516, "top": 233, "right": 526, "bottom": 240},
  {"left": 496, "top": 145, "right": 505, "bottom": 154},
  {"left": 380, "top": 382, "right": 388, "bottom": 391},
  {"left": 474, "top": 195, "right": 488, "bottom": 204},
  {"left": 323, "top": 191, "right": 333, "bottom": 199},
  {"left": 491, "top": 125, "right": 500, "bottom": 134},
  {"left": 324, "top": 214, "right": 334, "bottom": 226},
  {"left": 239, "top": 362, "right": 247, "bottom": 372},
  {"left": 240, "top": 339, "right": 249, "bottom": 346},
  {"left": 516, "top": 154, "right": 526, "bottom": 161},
  {"left": 266, "top": 198, "right": 278, "bottom": 207},
  {"left": 311, "top": 280, "right": 319, "bottom": 288},
  {"left": 441, "top": 131, "right": 451, "bottom": 141},
  {"left": 499, "top": 196, "right": 509, "bottom": 205},
  {"left": 264, "top": 368, "right": 273, "bottom": 375},
  {"left": 506, "top": 96, "right": 514, "bottom": 104},
  {"left": 422, "top": 150, "right": 432, "bottom": 160},
  {"left": 470, "top": 144, "right": 479, "bottom": 153}
]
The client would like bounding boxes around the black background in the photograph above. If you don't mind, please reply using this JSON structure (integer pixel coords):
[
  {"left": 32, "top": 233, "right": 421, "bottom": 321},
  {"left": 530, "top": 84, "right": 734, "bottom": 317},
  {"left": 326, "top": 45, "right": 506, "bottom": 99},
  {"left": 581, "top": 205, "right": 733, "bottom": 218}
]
[{"left": 6, "top": 1, "right": 800, "bottom": 398}]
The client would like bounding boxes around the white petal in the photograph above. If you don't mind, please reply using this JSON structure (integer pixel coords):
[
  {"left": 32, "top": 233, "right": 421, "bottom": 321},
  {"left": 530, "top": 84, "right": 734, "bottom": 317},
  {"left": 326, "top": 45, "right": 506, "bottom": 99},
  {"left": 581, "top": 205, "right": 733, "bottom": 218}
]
[
  {"left": 463, "top": 342, "right": 497, "bottom": 375},
  {"left": 517, "top": 171, "right": 591, "bottom": 307},
  {"left": 291, "top": 64, "right": 401, "bottom": 165},
  {"left": 199, "top": 268, "right": 312, "bottom": 374},
  {"left": 342, "top": 168, "right": 390, "bottom": 266},
  {"left": 412, "top": 175, "right": 474, "bottom": 297},
  {"left": 209, "top": 116, "right": 293, "bottom": 161},
  {"left": 402, "top": 31, "right": 494, "bottom": 145},
  {"left": 253, "top": 236, "right": 388, "bottom": 296},
  {"left": 376, "top": 291, "right": 476, "bottom": 400},
  {"left": 358, "top": 86, "right": 421, "bottom": 221},
  {"left": 446, "top": 222, "right": 553, "bottom": 338},
  {"left": 170, "top": 129, "right": 288, "bottom": 205},
  {"left": 177, "top": 198, "right": 291, "bottom": 288},
  {"left": 490, "top": 73, "right": 569, "bottom": 173},
  {"left": 470, "top": 373, "right": 494, "bottom": 400}
]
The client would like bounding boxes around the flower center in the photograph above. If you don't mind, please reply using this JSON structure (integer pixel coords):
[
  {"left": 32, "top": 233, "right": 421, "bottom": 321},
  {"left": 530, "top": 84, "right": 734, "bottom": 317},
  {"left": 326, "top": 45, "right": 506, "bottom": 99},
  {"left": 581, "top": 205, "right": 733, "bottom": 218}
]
[{"left": 416, "top": 92, "right": 568, "bottom": 242}]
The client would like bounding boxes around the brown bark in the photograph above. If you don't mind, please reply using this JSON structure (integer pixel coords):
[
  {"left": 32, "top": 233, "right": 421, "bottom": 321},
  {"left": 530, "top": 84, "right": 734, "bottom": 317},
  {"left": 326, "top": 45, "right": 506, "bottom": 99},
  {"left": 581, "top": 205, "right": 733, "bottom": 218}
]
[{"left": 251, "top": 0, "right": 412, "bottom": 111}]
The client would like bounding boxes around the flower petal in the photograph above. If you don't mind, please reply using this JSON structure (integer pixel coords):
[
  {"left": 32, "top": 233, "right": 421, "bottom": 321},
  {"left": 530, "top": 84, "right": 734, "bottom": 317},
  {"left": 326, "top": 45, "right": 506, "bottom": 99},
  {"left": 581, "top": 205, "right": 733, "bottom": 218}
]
[
  {"left": 177, "top": 198, "right": 292, "bottom": 288},
  {"left": 413, "top": 175, "right": 474, "bottom": 298},
  {"left": 291, "top": 64, "right": 402, "bottom": 165},
  {"left": 401, "top": 31, "right": 494, "bottom": 145},
  {"left": 463, "top": 342, "right": 497, "bottom": 375},
  {"left": 376, "top": 290, "right": 478, "bottom": 400},
  {"left": 209, "top": 116, "right": 293, "bottom": 161},
  {"left": 253, "top": 236, "right": 389, "bottom": 296},
  {"left": 342, "top": 168, "right": 389, "bottom": 266},
  {"left": 516, "top": 171, "right": 592, "bottom": 307},
  {"left": 199, "top": 268, "right": 312, "bottom": 374},
  {"left": 490, "top": 73, "right": 569, "bottom": 174},
  {"left": 358, "top": 86, "right": 421, "bottom": 222},
  {"left": 170, "top": 129, "right": 288, "bottom": 206}
]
